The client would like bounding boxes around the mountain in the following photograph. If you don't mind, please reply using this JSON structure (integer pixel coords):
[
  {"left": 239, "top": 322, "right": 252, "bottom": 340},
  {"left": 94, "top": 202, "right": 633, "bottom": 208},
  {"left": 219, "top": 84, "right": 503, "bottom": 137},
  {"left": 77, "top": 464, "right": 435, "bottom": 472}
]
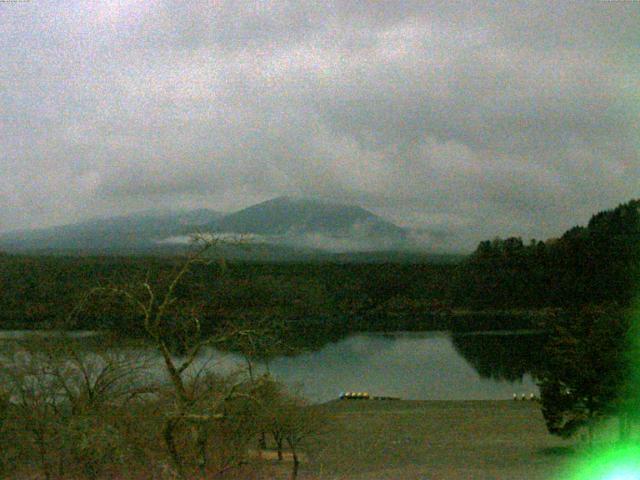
[
  {"left": 203, "top": 196, "right": 407, "bottom": 250},
  {"left": 0, "top": 197, "right": 413, "bottom": 256},
  {"left": 0, "top": 209, "right": 222, "bottom": 253}
]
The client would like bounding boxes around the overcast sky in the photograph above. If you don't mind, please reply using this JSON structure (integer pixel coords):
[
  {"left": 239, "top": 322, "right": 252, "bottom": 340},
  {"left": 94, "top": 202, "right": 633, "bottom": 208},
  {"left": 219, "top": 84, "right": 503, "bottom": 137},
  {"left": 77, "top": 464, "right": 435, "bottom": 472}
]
[{"left": 1, "top": 1, "right": 639, "bottom": 251}]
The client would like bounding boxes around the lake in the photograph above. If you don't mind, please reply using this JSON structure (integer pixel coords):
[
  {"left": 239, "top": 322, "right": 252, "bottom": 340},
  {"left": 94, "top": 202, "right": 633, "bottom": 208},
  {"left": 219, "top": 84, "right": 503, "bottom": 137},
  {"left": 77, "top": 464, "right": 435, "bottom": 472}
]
[
  {"left": 236, "top": 331, "right": 544, "bottom": 402},
  {"left": 0, "top": 330, "right": 545, "bottom": 403}
]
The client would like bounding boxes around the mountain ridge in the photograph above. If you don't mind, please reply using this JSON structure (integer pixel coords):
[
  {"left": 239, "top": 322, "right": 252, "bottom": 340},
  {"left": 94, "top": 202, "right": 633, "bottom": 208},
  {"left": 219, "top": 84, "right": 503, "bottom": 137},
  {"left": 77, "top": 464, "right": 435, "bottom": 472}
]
[
  {"left": 0, "top": 208, "right": 222, "bottom": 252},
  {"left": 0, "top": 197, "right": 410, "bottom": 255}
]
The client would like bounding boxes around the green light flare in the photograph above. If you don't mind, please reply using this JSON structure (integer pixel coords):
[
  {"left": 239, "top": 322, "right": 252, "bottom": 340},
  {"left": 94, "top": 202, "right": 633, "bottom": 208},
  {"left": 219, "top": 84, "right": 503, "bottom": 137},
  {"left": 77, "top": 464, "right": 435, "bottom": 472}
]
[
  {"left": 558, "top": 300, "right": 640, "bottom": 480},
  {"left": 561, "top": 443, "right": 640, "bottom": 480}
]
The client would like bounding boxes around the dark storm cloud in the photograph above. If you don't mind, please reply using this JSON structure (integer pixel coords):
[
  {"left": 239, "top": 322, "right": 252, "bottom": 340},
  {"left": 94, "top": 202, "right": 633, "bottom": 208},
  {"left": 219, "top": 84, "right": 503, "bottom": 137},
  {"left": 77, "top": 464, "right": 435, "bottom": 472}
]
[{"left": 1, "top": 1, "right": 638, "bottom": 250}]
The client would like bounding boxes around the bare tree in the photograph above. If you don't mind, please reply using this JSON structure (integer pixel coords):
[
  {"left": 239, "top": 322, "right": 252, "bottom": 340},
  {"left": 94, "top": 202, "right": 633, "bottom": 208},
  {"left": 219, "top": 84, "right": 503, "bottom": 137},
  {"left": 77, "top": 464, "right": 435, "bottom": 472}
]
[
  {"left": 0, "top": 334, "right": 152, "bottom": 479},
  {"left": 2, "top": 236, "right": 311, "bottom": 479},
  {"left": 0, "top": 386, "right": 10, "bottom": 475},
  {"left": 252, "top": 378, "right": 328, "bottom": 480},
  {"left": 227, "top": 315, "right": 292, "bottom": 452},
  {"left": 80, "top": 237, "right": 257, "bottom": 479},
  {"left": 280, "top": 396, "right": 327, "bottom": 480},
  {"left": 2, "top": 343, "right": 68, "bottom": 480}
]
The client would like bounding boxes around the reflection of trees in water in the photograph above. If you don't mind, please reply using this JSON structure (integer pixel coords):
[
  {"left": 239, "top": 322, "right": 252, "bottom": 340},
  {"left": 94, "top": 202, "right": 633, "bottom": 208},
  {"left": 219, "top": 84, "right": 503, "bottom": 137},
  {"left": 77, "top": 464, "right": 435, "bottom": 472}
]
[
  {"left": 451, "top": 332, "right": 548, "bottom": 382},
  {"left": 282, "top": 317, "right": 352, "bottom": 354},
  {"left": 216, "top": 316, "right": 353, "bottom": 359}
]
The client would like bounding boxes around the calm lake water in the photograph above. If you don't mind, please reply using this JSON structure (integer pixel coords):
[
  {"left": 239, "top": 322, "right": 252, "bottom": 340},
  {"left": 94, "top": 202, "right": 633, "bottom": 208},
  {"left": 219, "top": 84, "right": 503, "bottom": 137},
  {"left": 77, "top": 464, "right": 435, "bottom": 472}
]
[
  {"left": 0, "top": 330, "right": 544, "bottom": 403},
  {"left": 249, "top": 331, "right": 542, "bottom": 402}
]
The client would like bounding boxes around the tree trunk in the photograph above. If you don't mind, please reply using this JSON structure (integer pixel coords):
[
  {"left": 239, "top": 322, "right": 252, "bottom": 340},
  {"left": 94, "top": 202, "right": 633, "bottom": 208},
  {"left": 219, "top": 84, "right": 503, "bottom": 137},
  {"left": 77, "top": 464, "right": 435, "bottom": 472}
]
[
  {"left": 618, "top": 412, "right": 631, "bottom": 443},
  {"left": 35, "top": 429, "right": 51, "bottom": 480},
  {"left": 585, "top": 402, "right": 596, "bottom": 449},
  {"left": 246, "top": 359, "right": 254, "bottom": 383},
  {"left": 163, "top": 417, "right": 185, "bottom": 480},
  {"left": 159, "top": 342, "right": 189, "bottom": 407},
  {"left": 39, "top": 447, "right": 51, "bottom": 480},
  {"left": 196, "top": 425, "right": 208, "bottom": 479},
  {"left": 287, "top": 439, "right": 299, "bottom": 480},
  {"left": 277, "top": 438, "right": 283, "bottom": 461},
  {"left": 58, "top": 455, "right": 65, "bottom": 478}
]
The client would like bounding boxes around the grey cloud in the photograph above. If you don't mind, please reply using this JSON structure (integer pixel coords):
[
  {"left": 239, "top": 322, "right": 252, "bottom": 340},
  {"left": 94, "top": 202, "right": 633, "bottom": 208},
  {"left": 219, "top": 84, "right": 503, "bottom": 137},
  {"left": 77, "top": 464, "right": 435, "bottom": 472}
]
[{"left": 1, "top": 1, "right": 638, "bottom": 251}]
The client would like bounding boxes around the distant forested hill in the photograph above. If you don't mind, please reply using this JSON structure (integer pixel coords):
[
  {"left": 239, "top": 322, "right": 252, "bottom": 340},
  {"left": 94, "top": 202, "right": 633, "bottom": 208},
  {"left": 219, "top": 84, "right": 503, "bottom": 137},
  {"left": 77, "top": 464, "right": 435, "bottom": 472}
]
[{"left": 452, "top": 199, "right": 640, "bottom": 309}]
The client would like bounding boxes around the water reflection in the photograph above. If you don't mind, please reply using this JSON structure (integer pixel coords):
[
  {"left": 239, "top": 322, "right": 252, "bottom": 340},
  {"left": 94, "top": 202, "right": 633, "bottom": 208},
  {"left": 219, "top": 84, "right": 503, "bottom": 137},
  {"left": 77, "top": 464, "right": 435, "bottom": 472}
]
[
  {"left": 450, "top": 331, "right": 548, "bottom": 382},
  {"left": 257, "top": 332, "right": 541, "bottom": 402},
  {"left": 0, "top": 330, "right": 544, "bottom": 403}
]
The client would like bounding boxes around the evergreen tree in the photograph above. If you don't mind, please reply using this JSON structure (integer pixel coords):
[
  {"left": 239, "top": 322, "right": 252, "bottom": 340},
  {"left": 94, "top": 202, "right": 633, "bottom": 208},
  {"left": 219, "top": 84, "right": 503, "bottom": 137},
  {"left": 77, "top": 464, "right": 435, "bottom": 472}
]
[{"left": 537, "top": 307, "right": 628, "bottom": 443}]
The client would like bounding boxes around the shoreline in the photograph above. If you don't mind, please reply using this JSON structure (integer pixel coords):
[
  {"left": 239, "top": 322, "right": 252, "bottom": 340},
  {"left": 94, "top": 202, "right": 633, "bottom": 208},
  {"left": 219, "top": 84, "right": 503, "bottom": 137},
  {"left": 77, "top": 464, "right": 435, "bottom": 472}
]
[{"left": 307, "top": 399, "right": 577, "bottom": 480}]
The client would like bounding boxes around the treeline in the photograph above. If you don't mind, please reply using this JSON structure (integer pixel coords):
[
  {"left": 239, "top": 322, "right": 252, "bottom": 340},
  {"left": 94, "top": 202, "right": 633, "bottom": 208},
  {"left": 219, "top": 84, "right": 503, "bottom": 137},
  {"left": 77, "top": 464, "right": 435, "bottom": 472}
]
[
  {"left": 452, "top": 199, "right": 640, "bottom": 310},
  {"left": 0, "top": 256, "right": 455, "bottom": 335}
]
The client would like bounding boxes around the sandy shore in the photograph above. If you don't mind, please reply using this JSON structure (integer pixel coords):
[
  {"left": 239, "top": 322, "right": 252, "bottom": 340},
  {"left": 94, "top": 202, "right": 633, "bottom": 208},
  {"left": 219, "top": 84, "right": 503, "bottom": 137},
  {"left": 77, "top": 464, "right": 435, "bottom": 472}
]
[{"left": 297, "top": 400, "right": 576, "bottom": 480}]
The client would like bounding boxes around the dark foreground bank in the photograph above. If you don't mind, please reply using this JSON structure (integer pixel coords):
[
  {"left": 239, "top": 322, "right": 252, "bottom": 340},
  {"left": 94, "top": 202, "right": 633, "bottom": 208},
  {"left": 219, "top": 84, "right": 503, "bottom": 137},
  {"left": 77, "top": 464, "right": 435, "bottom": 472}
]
[{"left": 299, "top": 399, "right": 577, "bottom": 480}]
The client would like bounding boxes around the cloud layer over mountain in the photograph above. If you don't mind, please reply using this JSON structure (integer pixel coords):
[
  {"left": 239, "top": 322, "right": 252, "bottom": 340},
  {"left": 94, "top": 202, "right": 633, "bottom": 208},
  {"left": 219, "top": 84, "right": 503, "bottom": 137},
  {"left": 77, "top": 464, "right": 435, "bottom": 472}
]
[{"left": 1, "top": 1, "right": 638, "bottom": 250}]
